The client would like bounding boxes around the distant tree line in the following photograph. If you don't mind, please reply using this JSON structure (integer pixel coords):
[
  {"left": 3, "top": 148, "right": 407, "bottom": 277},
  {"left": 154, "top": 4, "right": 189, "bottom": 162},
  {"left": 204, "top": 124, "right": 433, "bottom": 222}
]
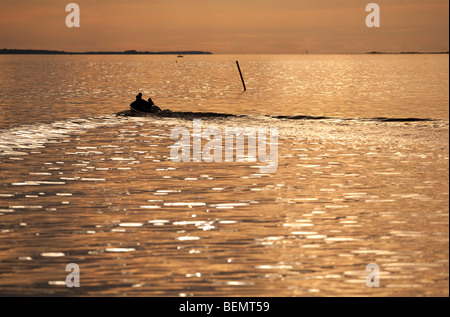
[
  {"left": 0, "top": 49, "right": 213, "bottom": 55},
  {"left": 367, "top": 51, "right": 449, "bottom": 54}
]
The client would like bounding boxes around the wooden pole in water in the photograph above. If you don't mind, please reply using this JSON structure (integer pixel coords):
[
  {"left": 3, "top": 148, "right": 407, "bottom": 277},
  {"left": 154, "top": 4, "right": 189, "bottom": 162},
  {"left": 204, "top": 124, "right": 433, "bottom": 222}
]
[{"left": 236, "top": 61, "right": 247, "bottom": 91}]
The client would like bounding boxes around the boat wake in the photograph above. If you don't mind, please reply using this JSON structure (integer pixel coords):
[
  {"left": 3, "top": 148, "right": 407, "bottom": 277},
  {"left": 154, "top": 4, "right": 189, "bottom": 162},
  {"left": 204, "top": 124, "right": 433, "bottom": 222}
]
[
  {"left": 0, "top": 115, "right": 125, "bottom": 157},
  {"left": 1, "top": 110, "right": 444, "bottom": 159},
  {"left": 116, "top": 110, "right": 437, "bottom": 122}
]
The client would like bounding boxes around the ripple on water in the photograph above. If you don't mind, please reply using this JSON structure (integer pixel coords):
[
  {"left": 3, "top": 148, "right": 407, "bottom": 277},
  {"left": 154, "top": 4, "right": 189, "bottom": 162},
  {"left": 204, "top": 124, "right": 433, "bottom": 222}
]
[
  {"left": 119, "top": 223, "right": 143, "bottom": 227},
  {"left": 164, "top": 202, "right": 206, "bottom": 207},
  {"left": 0, "top": 116, "right": 124, "bottom": 157},
  {"left": 255, "top": 264, "right": 293, "bottom": 270},
  {"left": 41, "top": 252, "right": 65, "bottom": 257},
  {"left": 148, "top": 220, "right": 170, "bottom": 225},
  {"left": 48, "top": 281, "right": 67, "bottom": 286},
  {"left": 105, "top": 248, "right": 136, "bottom": 253},
  {"left": 177, "top": 236, "right": 201, "bottom": 241}
]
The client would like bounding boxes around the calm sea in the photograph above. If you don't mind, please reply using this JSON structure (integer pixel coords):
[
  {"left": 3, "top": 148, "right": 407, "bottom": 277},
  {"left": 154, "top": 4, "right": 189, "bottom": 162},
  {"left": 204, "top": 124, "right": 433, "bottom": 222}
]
[
  {"left": 0, "top": 54, "right": 448, "bottom": 128},
  {"left": 0, "top": 54, "right": 448, "bottom": 296}
]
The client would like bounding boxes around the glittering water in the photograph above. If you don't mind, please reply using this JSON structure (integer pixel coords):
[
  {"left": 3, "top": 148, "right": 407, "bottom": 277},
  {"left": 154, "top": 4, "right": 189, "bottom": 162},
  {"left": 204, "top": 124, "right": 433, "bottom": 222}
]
[{"left": 0, "top": 55, "right": 448, "bottom": 296}]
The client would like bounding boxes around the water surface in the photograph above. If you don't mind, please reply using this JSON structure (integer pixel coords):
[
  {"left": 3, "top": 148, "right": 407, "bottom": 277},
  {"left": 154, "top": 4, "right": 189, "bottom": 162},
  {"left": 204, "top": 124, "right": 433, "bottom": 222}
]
[{"left": 0, "top": 55, "right": 448, "bottom": 296}]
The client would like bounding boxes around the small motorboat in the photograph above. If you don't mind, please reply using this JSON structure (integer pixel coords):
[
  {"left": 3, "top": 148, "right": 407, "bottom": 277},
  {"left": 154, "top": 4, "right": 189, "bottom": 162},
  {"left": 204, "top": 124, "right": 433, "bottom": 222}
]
[{"left": 130, "top": 100, "right": 162, "bottom": 113}]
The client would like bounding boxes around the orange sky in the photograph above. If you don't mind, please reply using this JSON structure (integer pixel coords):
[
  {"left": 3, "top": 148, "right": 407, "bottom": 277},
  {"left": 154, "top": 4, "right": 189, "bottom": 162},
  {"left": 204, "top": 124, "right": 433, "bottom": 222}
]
[{"left": 0, "top": 0, "right": 448, "bottom": 53}]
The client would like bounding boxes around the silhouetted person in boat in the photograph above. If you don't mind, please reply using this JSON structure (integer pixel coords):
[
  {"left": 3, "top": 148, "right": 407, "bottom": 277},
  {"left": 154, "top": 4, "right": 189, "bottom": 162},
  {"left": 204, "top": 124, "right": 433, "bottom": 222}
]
[
  {"left": 130, "top": 92, "right": 151, "bottom": 112},
  {"left": 148, "top": 98, "right": 162, "bottom": 113},
  {"left": 135, "top": 93, "right": 144, "bottom": 103},
  {"left": 130, "top": 92, "right": 166, "bottom": 114}
]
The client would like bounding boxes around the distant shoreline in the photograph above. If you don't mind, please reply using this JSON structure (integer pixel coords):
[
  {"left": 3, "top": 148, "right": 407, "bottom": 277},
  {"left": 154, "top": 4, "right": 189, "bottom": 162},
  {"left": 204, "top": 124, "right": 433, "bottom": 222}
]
[
  {"left": 0, "top": 49, "right": 448, "bottom": 55},
  {"left": 0, "top": 49, "right": 213, "bottom": 55},
  {"left": 367, "top": 51, "right": 449, "bottom": 55}
]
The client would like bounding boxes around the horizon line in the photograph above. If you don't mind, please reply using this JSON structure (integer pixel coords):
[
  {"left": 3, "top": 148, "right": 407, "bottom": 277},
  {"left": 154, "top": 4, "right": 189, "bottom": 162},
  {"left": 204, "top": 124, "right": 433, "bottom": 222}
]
[
  {"left": 0, "top": 48, "right": 449, "bottom": 55},
  {"left": 0, "top": 48, "right": 213, "bottom": 55}
]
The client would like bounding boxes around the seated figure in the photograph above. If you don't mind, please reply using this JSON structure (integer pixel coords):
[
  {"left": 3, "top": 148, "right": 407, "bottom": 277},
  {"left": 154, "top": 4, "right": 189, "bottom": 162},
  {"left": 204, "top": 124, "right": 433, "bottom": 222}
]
[
  {"left": 148, "top": 98, "right": 162, "bottom": 113},
  {"left": 130, "top": 93, "right": 151, "bottom": 112}
]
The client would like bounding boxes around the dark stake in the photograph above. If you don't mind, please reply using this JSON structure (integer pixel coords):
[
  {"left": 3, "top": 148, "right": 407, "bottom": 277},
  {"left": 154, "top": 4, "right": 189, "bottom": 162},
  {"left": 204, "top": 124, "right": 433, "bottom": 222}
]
[{"left": 236, "top": 61, "right": 247, "bottom": 91}]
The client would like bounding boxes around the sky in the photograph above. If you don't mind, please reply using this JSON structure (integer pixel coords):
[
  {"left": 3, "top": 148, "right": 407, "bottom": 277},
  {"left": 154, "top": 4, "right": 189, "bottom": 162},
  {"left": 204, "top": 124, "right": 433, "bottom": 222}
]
[{"left": 0, "top": 0, "right": 448, "bottom": 54}]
